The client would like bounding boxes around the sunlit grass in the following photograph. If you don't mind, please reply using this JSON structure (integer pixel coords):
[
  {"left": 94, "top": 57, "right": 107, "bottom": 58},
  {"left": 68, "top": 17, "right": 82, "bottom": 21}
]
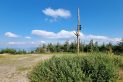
[{"left": 0, "top": 53, "right": 123, "bottom": 82}]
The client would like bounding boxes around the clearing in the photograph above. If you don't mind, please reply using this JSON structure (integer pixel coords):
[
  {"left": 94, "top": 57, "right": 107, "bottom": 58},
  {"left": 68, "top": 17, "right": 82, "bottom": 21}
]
[
  {"left": 0, "top": 54, "right": 52, "bottom": 82},
  {"left": 0, "top": 53, "right": 123, "bottom": 82}
]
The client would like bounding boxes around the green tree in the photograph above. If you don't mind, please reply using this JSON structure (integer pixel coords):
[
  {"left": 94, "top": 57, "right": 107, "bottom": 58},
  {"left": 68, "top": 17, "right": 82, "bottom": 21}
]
[
  {"left": 55, "top": 43, "right": 61, "bottom": 52},
  {"left": 99, "top": 43, "right": 106, "bottom": 53},
  {"left": 0, "top": 48, "right": 16, "bottom": 54},
  {"left": 63, "top": 41, "right": 69, "bottom": 52},
  {"left": 69, "top": 41, "right": 76, "bottom": 53},
  {"left": 79, "top": 42, "right": 84, "bottom": 52},
  {"left": 88, "top": 39, "right": 94, "bottom": 52},
  {"left": 118, "top": 38, "right": 123, "bottom": 53},
  {"left": 17, "top": 49, "right": 27, "bottom": 54},
  {"left": 47, "top": 43, "right": 55, "bottom": 53},
  {"left": 35, "top": 44, "right": 47, "bottom": 53},
  {"left": 106, "top": 42, "right": 113, "bottom": 54},
  {"left": 94, "top": 41, "right": 99, "bottom": 52},
  {"left": 113, "top": 38, "right": 123, "bottom": 54}
]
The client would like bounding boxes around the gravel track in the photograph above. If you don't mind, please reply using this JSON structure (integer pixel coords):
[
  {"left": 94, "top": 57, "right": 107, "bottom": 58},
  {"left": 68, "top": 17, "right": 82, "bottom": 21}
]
[{"left": 0, "top": 54, "right": 52, "bottom": 82}]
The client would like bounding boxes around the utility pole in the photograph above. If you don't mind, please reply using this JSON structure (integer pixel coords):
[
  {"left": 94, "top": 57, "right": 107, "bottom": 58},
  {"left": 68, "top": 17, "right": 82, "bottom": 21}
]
[{"left": 74, "top": 8, "right": 81, "bottom": 54}]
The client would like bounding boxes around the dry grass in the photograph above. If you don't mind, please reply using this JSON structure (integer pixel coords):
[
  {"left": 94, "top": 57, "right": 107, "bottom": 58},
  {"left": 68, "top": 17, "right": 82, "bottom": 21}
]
[{"left": 0, "top": 54, "right": 52, "bottom": 82}]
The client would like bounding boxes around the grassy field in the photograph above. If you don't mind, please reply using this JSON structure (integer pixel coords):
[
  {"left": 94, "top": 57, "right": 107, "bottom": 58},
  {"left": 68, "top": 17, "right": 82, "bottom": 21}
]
[
  {"left": 0, "top": 53, "right": 123, "bottom": 82},
  {"left": 117, "top": 54, "right": 123, "bottom": 82}
]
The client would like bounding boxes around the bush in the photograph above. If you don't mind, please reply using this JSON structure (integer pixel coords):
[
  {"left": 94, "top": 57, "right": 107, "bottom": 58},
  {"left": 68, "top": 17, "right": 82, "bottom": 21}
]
[
  {"left": 0, "top": 48, "right": 16, "bottom": 54},
  {"left": 29, "top": 53, "right": 119, "bottom": 82},
  {"left": 0, "top": 48, "right": 28, "bottom": 55}
]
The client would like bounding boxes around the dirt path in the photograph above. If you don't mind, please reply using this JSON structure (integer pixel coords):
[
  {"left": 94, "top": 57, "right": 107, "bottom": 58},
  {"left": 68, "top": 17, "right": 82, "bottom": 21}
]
[{"left": 0, "top": 54, "right": 52, "bottom": 82}]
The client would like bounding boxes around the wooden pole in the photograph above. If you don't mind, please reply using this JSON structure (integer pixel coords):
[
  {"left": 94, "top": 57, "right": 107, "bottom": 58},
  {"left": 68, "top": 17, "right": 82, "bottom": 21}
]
[{"left": 74, "top": 8, "right": 81, "bottom": 55}]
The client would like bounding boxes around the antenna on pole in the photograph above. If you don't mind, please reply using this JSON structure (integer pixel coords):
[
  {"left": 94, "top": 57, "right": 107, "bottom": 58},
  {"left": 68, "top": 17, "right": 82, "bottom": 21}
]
[{"left": 74, "top": 8, "right": 81, "bottom": 55}]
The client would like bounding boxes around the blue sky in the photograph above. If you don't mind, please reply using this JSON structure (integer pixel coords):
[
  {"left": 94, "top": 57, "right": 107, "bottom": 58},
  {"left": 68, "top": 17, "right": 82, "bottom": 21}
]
[{"left": 0, "top": 0, "right": 123, "bottom": 49}]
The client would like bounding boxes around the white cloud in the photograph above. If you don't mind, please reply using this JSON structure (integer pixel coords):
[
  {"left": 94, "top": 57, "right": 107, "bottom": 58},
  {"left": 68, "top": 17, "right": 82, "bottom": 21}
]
[
  {"left": 32, "top": 29, "right": 122, "bottom": 44},
  {"left": 43, "top": 8, "right": 71, "bottom": 22},
  {"left": 4, "top": 32, "right": 18, "bottom": 38},
  {"left": 32, "top": 30, "right": 56, "bottom": 38},
  {"left": 57, "top": 30, "right": 75, "bottom": 38},
  {"left": 25, "top": 36, "right": 31, "bottom": 39},
  {"left": 0, "top": 40, "right": 47, "bottom": 49},
  {"left": 108, "top": 38, "right": 122, "bottom": 43},
  {"left": 42, "top": 8, "right": 71, "bottom": 18},
  {"left": 57, "top": 30, "right": 84, "bottom": 39},
  {"left": 81, "top": 34, "right": 121, "bottom": 44},
  {"left": 1, "top": 30, "right": 121, "bottom": 48},
  {"left": 85, "top": 35, "right": 108, "bottom": 40},
  {"left": 32, "top": 30, "right": 79, "bottom": 39},
  {"left": 8, "top": 42, "right": 25, "bottom": 45},
  {"left": 4, "top": 41, "right": 46, "bottom": 46},
  {"left": 40, "top": 41, "right": 46, "bottom": 43}
]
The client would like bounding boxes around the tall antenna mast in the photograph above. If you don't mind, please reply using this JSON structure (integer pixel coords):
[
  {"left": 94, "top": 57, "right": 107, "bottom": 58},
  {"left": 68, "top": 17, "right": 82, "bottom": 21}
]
[{"left": 74, "top": 8, "right": 81, "bottom": 54}]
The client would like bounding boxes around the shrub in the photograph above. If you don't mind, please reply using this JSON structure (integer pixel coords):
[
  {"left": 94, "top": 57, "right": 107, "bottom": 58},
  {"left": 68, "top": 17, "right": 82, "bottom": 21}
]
[
  {"left": 0, "top": 48, "right": 28, "bottom": 54},
  {"left": 0, "top": 48, "right": 16, "bottom": 54},
  {"left": 29, "top": 53, "right": 119, "bottom": 82}
]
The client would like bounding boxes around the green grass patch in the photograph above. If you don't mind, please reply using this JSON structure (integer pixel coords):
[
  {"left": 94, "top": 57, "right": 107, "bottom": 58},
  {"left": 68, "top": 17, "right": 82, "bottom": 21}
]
[
  {"left": 17, "top": 66, "right": 31, "bottom": 71},
  {"left": 0, "top": 55, "right": 6, "bottom": 58},
  {"left": 29, "top": 53, "right": 119, "bottom": 82}
]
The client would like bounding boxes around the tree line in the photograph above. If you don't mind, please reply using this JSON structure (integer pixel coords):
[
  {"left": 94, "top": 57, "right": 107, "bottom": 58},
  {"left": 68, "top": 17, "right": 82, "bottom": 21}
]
[
  {"left": 0, "top": 38, "right": 122, "bottom": 55},
  {"left": 0, "top": 48, "right": 27, "bottom": 54},
  {"left": 35, "top": 38, "right": 123, "bottom": 55}
]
